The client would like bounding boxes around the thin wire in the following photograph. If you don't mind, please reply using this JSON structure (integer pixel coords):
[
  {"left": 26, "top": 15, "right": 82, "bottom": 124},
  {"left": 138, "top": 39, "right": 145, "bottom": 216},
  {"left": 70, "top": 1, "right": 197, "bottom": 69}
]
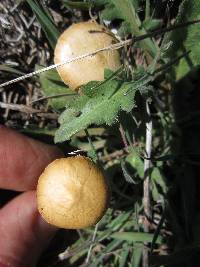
[
  {"left": 1, "top": 18, "right": 200, "bottom": 89},
  {"left": 0, "top": 40, "right": 131, "bottom": 88}
]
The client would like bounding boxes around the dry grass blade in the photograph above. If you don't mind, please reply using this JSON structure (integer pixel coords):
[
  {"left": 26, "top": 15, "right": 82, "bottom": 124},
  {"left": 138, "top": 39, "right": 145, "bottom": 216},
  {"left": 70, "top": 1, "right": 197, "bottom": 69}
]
[{"left": 0, "top": 101, "right": 58, "bottom": 119}]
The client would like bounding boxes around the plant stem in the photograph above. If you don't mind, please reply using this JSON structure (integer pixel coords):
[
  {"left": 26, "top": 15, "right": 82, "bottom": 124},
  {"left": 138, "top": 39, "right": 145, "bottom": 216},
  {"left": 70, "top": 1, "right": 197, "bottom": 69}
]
[
  {"left": 85, "top": 223, "right": 99, "bottom": 264},
  {"left": 143, "top": 100, "right": 153, "bottom": 267},
  {"left": 119, "top": 123, "right": 129, "bottom": 150},
  {"left": 85, "top": 129, "right": 99, "bottom": 162},
  {"left": 145, "top": 0, "right": 150, "bottom": 20}
]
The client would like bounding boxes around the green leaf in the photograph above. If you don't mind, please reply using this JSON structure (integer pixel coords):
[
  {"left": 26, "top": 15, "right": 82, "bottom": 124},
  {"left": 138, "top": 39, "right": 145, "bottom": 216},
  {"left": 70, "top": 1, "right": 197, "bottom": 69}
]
[
  {"left": 21, "top": 126, "right": 55, "bottom": 137},
  {"left": 168, "top": 0, "right": 200, "bottom": 80},
  {"left": 131, "top": 245, "right": 142, "bottom": 267},
  {"left": 0, "top": 64, "right": 25, "bottom": 75},
  {"left": 38, "top": 67, "right": 76, "bottom": 110},
  {"left": 70, "top": 136, "right": 106, "bottom": 151},
  {"left": 91, "top": 240, "right": 123, "bottom": 267},
  {"left": 98, "top": 0, "right": 157, "bottom": 57},
  {"left": 107, "top": 211, "right": 131, "bottom": 231},
  {"left": 152, "top": 167, "right": 167, "bottom": 193},
  {"left": 101, "top": 2, "right": 122, "bottom": 20},
  {"left": 111, "top": 0, "right": 157, "bottom": 57},
  {"left": 91, "top": 0, "right": 108, "bottom": 6},
  {"left": 121, "top": 158, "right": 141, "bottom": 184},
  {"left": 26, "top": 0, "right": 60, "bottom": 49},
  {"left": 118, "top": 21, "right": 132, "bottom": 37},
  {"left": 150, "top": 167, "right": 167, "bottom": 202},
  {"left": 55, "top": 73, "right": 151, "bottom": 143},
  {"left": 119, "top": 244, "right": 130, "bottom": 267},
  {"left": 100, "top": 0, "right": 139, "bottom": 21},
  {"left": 62, "top": 0, "right": 92, "bottom": 10},
  {"left": 111, "top": 232, "right": 162, "bottom": 244},
  {"left": 111, "top": 0, "right": 142, "bottom": 33},
  {"left": 142, "top": 18, "right": 162, "bottom": 31},
  {"left": 126, "top": 150, "right": 144, "bottom": 179}
]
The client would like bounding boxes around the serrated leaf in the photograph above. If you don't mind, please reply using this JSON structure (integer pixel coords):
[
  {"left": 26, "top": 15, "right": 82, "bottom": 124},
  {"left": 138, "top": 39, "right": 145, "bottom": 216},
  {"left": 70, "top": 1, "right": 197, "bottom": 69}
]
[
  {"left": 56, "top": 96, "right": 88, "bottom": 120},
  {"left": 168, "top": 0, "right": 200, "bottom": 80},
  {"left": 80, "top": 68, "right": 122, "bottom": 97},
  {"left": 55, "top": 74, "right": 151, "bottom": 143},
  {"left": 58, "top": 108, "right": 79, "bottom": 123},
  {"left": 81, "top": 81, "right": 100, "bottom": 97}
]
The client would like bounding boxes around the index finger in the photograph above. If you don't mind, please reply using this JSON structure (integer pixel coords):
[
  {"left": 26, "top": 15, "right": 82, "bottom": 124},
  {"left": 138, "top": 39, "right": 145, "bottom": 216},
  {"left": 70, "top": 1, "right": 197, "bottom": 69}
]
[{"left": 0, "top": 126, "right": 63, "bottom": 191}]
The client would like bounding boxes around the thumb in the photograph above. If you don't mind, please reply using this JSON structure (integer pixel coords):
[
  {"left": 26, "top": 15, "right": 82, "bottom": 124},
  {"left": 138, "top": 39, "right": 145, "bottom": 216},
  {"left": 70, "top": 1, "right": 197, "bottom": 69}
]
[{"left": 0, "top": 191, "right": 57, "bottom": 267}]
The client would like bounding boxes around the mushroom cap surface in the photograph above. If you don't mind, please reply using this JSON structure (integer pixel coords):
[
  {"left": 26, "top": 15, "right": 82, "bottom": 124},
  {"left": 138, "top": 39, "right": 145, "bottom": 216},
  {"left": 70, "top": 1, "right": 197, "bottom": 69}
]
[
  {"left": 54, "top": 21, "right": 121, "bottom": 89},
  {"left": 37, "top": 156, "right": 109, "bottom": 229}
]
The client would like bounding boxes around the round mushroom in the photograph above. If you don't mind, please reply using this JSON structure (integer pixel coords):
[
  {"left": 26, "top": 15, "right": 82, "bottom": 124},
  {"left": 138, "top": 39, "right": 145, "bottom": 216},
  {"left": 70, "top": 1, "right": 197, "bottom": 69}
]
[
  {"left": 36, "top": 156, "right": 109, "bottom": 229},
  {"left": 54, "top": 21, "right": 121, "bottom": 90}
]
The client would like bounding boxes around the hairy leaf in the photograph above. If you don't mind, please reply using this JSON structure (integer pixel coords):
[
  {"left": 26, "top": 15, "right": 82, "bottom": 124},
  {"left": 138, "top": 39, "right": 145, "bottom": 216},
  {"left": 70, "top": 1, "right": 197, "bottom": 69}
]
[{"left": 55, "top": 74, "right": 151, "bottom": 143}]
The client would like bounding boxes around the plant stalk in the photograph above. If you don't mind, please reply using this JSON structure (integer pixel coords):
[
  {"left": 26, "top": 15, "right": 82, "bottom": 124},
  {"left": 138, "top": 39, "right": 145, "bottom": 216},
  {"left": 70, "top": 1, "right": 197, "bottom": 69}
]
[{"left": 143, "top": 100, "right": 153, "bottom": 267}]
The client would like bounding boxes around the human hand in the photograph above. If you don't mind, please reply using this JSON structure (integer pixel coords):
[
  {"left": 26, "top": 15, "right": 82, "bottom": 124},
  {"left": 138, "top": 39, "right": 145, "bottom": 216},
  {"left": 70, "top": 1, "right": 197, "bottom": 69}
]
[{"left": 0, "top": 126, "right": 63, "bottom": 267}]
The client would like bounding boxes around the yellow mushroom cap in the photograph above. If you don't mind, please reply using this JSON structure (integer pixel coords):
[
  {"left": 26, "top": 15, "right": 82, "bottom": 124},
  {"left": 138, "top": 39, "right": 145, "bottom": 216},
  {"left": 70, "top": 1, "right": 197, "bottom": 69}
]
[
  {"left": 37, "top": 156, "right": 109, "bottom": 229},
  {"left": 54, "top": 21, "right": 121, "bottom": 90}
]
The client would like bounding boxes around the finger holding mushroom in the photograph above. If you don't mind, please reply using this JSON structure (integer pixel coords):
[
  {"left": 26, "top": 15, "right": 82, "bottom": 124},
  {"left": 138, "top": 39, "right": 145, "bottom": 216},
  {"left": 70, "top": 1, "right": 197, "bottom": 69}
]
[
  {"left": 36, "top": 156, "right": 109, "bottom": 229},
  {"left": 54, "top": 21, "right": 121, "bottom": 90}
]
